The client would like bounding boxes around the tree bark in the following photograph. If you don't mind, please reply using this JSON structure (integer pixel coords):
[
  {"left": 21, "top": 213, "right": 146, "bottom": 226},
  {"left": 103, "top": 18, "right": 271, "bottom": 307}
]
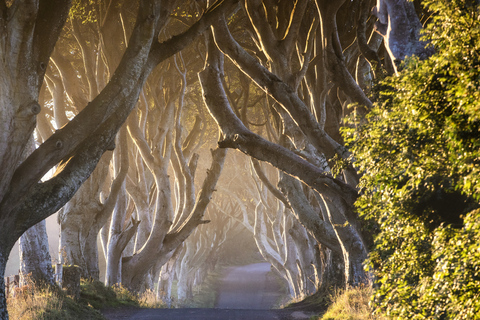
[
  {"left": 19, "top": 220, "right": 54, "bottom": 286},
  {"left": 0, "top": 1, "right": 237, "bottom": 318},
  {"left": 372, "top": 0, "right": 433, "bottom": 72}
]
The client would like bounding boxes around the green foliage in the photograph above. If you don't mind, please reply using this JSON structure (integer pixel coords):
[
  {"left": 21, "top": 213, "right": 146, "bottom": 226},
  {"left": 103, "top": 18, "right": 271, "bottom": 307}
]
[
  {"left": 70, "top": 0, "right": 98, "bottom": 24},
  {"left": 345, "top": 0, "right": 480, "bottom": 318},
  {"left": 420, "top": 210, "right": 480, "bottom": 319},
  {"left": 80, "top": 280, "right": 133, "bottom": 309}
]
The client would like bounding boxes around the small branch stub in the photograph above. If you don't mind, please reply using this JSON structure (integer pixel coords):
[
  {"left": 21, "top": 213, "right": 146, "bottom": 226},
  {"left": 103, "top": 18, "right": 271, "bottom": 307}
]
[
  {"left": 30, "top": 102, "right": 41, "bottom": 115},
  {"left": 17, "top": 101, "right": 42, "bottom": 118},
  {"left": 55, "top": 140, "right": 63, "bottom": 149}
]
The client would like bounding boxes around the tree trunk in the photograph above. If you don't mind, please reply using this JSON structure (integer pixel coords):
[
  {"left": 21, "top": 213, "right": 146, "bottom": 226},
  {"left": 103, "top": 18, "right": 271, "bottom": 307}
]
[
  {"left": 157, "top": 248, "right": 180, "bottom": 307},
  {"left": 19, "top": 220, "right": 54, "bottom": 286},
  {"left": 0, "top": 1, "right": 236, "bottom": 318},
  {"left": 58, "top": 153, "right": 113, "bottom": 280},
  {"left": 372, "top": 0, "right": 433, "bottom": 72},
  {"left": 0, "top": 247, "right": 9, "bottom": 320}
]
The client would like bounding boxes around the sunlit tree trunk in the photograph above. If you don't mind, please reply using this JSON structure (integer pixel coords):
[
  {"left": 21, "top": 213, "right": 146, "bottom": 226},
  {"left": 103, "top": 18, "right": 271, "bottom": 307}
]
[
  {"left": 372, "top": 0, "right": 433, "bottom": 72},
  {"left": 0, "top": 1, "right": 235, "bottom": 318},
  {"left": 157, "top": 247, "right": 180, "bottom": 307},
  {"left": 104, "top": 127, "right": 137, "bottom": 286}
]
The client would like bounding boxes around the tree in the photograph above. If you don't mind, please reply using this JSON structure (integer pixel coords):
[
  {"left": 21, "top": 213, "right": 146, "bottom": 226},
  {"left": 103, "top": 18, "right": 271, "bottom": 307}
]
[
  {"left": 0, "top": 0, "right": 236, "bottom": 318},
  {"left": 175, "top": 206, "right": 232, "bottom": 305},
  {"left": 201, "top": 8, "right": 369, "bottom": 286},
  {"left": 372, "top": 0, "right": 434, "bottom": 73},
  {"left": 19, "top": 221, "right": 55, "bottom": 287},
  {"left": 349, "top": 0, "right": 480, "bottom": 317}
]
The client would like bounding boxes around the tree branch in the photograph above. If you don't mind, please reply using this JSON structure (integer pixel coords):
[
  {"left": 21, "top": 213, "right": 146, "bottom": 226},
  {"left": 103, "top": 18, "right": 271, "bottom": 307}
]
[
  {"left": 211, "top": 15, "right": 351, "bottom": 161},
  {"left": 281, "top": 0, "right": 309, "bottom": 56},
  {"left": 147, "top": 0, "right": 239, "bottom": 67},
  {"left": 1, "top": 0, "right": 160, "bottom": 216},
  {"left": 34, "top": 0, "right": 72, "bottom": 76},
  {"left": 251, "top": 159, "right": 290, "bottom": 209},
  {"left": 200, "top": 30, "right": 357, "bottom": 209},
  {"left": 160, "top": 148, "right": 227, "bottom": 256}
]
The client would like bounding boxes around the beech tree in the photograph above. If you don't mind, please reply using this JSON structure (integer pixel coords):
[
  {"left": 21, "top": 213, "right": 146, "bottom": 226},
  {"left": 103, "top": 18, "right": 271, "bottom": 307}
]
[
  {"left": 199, "top": 0, "right": 432, "bottom": 290},
  {"left": 201, "top": 10, "right": 368, "bottom": 286},
  {"left": 0, "top": 0, "right": 235, "bottom": 318},
  {"left": 175, "top": 206, "right": 232, "bottom": 305}
]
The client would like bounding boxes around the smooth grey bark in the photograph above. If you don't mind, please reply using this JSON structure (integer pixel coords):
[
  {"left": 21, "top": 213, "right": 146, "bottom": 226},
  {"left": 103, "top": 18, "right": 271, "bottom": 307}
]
[
  {"left": 105, "top": 127, "right": 137, "bottom": 286},
  {"left": 278, "top": 175, "right": 342, "bottom": 253},
  {"left": 0, "top": 2, "right": 72, "bottom": 318},
  {"left": 0, "top": 1, "right": 236, "bottom": 317},
  {"left": 201, "top": 30, "right": 357, "bottom": 207},
  {"left": 316, "top": 192, "right": 368, "bottom": 286},
  {"left": 19, "top": 220, "right": 54, "bottom": 286},
  {"left": 157, "top": 247, "right": 180, "bottom": 307},
  {"left": 55, "top": 4, "right": 127, "bottom": 280},
  {"left": 211, "top": 16, "right": 352, "bottom": 163},
  {"left": 201, "top": 25, "right": 369, "bottom": 286},
  {"left": 288, "top": 217, "right": 321, "bottom": 295},
  {"left": 372, "top": 0, "right": 433, "bottom": 72},
  {"left": 0, "top": 253, "right": 6, "bottom": 319},
  {"left": 121, "top": 148, "right": 227, "bottom": 291},
  {"left": 58, "top": 154, "right": 112, "bottom": 279}
]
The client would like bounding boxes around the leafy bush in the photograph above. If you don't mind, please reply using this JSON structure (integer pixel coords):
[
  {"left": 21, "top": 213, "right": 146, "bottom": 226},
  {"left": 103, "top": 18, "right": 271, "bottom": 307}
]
[{"left": 345, "top": 0, "right": 480, "bottom": 318}]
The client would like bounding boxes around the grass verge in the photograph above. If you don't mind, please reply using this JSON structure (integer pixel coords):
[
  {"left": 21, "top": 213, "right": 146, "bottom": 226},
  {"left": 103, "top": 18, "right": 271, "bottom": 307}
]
[
  {"left": 7, "top": 279, "right": 164, "bottom": 320},
  {"left": 316, "top": 285, "right": 387, "bottom": 320}
]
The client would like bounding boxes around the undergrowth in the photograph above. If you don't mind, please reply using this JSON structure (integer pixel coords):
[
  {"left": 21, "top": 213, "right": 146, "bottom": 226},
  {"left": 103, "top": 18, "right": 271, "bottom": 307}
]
[
  {"left": 6, "top": 279, "right": 165, "bottom": 320},
  {"left": 317, "top": 285, "right": 387, "bottom": 320}
]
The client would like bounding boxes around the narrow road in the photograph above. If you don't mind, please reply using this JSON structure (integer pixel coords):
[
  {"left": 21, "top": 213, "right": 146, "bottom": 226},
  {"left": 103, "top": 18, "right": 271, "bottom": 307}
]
[
  {"left": 102, "top": 263, "right": 315, "bottom": 320},
  {"left": 215, "top": 262, "right": 284, "bottom": 309}
]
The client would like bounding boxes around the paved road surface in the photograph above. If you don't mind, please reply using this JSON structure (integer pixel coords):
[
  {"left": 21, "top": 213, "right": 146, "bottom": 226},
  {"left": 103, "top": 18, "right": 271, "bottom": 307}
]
[
  {"left": 102, "top": 308, "right": 313, "bottom": 320},
  {"left": 215, "top": 262, "right": 283, "bottom": 309},
  {"left": 102, "top": 262, "right": 315, "bottom": 320}
]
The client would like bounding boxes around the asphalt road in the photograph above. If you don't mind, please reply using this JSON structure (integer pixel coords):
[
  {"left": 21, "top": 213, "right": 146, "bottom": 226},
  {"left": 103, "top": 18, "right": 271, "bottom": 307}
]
[
  {"left": 215, "top": 262, "right": 283, "bottom": 309},
  {"left": 102, "top": 262, "right": 315, "bottom": 320},
  {"left": 101, "top": 308, "right": 313, "bottom": 320}
]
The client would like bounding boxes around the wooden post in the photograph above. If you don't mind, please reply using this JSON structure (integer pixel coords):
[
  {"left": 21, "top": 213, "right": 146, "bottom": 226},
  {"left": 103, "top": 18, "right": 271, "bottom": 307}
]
[
  {"left": 55, "top": 263, "right": 63, "bottom": 285},
  {"left": 62, "top": 266, "right": 81, "bottom": 301},
  {"left": 5, "top": 277, "right": 9, "bottom": 296}
]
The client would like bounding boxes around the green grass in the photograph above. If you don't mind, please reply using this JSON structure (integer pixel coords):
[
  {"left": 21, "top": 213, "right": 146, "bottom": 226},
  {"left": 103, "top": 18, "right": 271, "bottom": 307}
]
[
  {"left": 79, "top": 279, "right": 140, "bottom": 310},
  {"left": 7, "top": 279, "right": 164, "bottom": 320},
  {"left": 317, "top": 285, "right": 386, "bottom": 320},
  {"left": 7, "top": 283, "right": 105, "bottom": 320}
]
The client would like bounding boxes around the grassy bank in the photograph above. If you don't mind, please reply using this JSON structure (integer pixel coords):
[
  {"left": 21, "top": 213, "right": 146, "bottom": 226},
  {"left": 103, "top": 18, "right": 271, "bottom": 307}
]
[
  {"left": 6, "top": 279, "right": 164, "bottom": 320},
  {"left": 291, "top": 285, "right": 387, "bottom": 320}
]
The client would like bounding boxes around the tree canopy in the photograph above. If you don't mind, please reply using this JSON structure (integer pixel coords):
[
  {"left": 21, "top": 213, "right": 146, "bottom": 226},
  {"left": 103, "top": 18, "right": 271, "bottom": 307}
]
[{"left": 348, "top": 0, "right": 480, "bottom": 317}]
